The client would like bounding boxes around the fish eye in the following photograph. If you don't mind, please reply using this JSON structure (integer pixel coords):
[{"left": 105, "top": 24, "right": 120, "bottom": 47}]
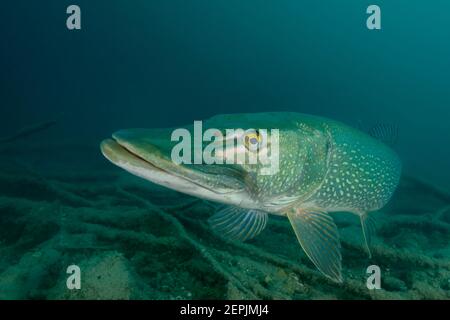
[{"left": 244, "top": 130, "right": 261, "bottom": 151}]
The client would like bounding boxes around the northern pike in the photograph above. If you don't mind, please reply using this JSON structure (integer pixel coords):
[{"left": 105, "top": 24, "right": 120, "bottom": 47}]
[{"left": 100, "top": 113, "right": 401, "bottom": 282}]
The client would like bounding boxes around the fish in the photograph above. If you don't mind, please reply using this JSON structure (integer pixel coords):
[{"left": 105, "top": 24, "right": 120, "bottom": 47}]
[
  {"left": 100, "top": 112, "right": 401, "bottom": 282},
  {"left": 0, "top": 120, "right": 57, "bottom": 143}
]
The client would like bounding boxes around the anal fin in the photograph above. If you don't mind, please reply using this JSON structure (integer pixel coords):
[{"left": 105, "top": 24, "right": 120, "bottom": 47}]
[
  {"left": 208, "top": 206, "right": 268, "bottom": 242},
  {"left": 287, "top": 207, "right": 342, "bottom": 283},
  {"left": 360, "top": 213, "right": 376, "bottom": 258}
]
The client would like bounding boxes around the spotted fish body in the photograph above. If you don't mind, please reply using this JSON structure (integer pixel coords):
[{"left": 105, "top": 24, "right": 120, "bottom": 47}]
[
  {"left": 233, "top": 114, "right": 401, "bottom": 216},
  {"left": 101, "top": 112, "right": 401, "bottom": 283},
  {"left": 300, "top": 116, "right": 401, "bottom": 214}
]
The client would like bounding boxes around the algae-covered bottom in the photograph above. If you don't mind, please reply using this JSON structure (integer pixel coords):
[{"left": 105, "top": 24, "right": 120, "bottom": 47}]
[{"left": 0, "top": 160, "right": 449, "bottom": 299}]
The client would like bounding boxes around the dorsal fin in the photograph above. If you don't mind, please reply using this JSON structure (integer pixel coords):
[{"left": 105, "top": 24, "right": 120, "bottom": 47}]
[
  {"left": 208, "top": 206, "right": 268, "bottom": 242},
  {"left": 356, "top": 120, "right": 399, "bottom": 147},
  {"left": 368, "top": 123, "right": 399, "bottom": 147}
]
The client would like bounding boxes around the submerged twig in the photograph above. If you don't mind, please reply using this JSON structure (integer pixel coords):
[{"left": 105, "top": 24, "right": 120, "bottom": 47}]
[{"left": 0, "top": 121, "right": 56, "bottom": 143}]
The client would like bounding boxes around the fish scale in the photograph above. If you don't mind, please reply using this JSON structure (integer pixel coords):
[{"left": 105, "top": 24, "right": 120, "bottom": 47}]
[{"left": 311, "top": 124, "right": 401, "bottom": 213}]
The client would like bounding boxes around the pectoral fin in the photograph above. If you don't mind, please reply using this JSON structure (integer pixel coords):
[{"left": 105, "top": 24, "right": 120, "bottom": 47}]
[
  {"left": 287, "top": 208, "right": 343, "bottom": 283},
  {"left": 208, "top": 206, "right": 268, "bottom": 242}
]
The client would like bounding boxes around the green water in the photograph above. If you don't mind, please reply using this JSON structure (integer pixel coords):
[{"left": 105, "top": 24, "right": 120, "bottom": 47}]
[{"left": 0, "top": 1, "right": 449, "bottom": 299}]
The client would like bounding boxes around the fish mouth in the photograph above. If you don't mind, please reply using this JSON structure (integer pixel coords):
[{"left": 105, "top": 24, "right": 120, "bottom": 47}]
[{"left": 100, "top": 128, "right": 255, "bottom": 207}]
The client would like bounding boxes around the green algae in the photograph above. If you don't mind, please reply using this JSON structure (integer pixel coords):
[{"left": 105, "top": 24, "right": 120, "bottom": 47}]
[{"left": 0, "top": 161, "right": 448, "bottom": 300}]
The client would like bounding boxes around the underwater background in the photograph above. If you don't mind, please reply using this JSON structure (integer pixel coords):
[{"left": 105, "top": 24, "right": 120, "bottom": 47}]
[{"left": 0, "top": 0, "right": 449, "bottom": 299}]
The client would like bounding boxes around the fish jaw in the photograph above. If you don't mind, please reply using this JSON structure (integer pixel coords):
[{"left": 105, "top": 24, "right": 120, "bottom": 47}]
[{"left": 100, "top": 130, "right": 258, "bottom": 208}]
